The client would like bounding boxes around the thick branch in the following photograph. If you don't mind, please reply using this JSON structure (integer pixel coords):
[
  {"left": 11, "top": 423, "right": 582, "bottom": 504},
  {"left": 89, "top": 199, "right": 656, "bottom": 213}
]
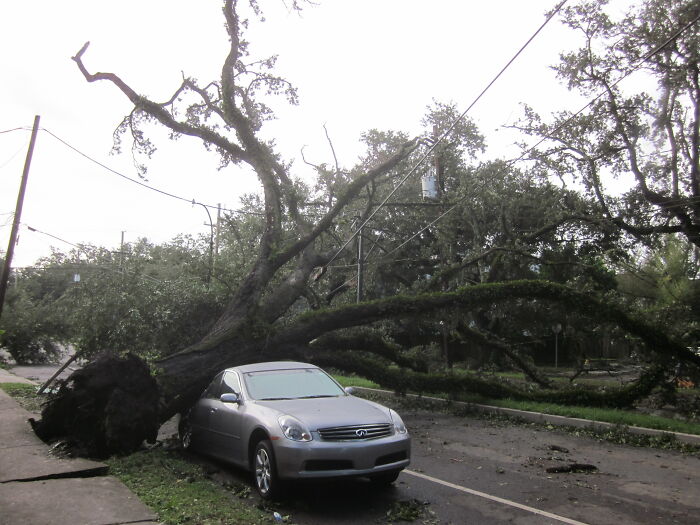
[
  {"left": 72, "top": 42, "right": 249, "bottom": 163},
  {"left": 271, "top": 280, "right": 700, "bottom": 368}
]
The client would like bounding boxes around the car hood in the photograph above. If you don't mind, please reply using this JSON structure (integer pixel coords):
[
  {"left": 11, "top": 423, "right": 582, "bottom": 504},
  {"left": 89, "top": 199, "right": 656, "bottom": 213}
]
[{"left": 256, "top": 396, "right": 391, "bottom": 430}]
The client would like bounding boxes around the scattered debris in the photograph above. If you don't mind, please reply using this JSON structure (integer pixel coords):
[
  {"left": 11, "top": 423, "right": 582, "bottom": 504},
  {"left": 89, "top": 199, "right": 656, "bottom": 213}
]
[
  {"left": 546, "top": 463, "right": 598, "bottom": 474},
  {"left": 385, "top": 499, "right": 431, "bottom": 522}
]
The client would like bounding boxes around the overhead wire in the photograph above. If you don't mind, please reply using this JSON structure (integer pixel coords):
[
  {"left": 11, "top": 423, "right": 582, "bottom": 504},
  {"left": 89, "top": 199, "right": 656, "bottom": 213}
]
[
  {"left": 39, "top": 127, "right": 263, "bottom": 216},
  {"left": 22, "top": 223, "right": 162, "bottom": 283},
  {"left": 0, "top": 127, "right": 28, "bottom": 135},
  {"left": 322, "top": 0, "right": 570, "bottom": 270}
]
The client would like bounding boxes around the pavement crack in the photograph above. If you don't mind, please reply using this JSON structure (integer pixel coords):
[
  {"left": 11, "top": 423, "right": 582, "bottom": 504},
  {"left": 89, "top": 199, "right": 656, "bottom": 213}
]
[{"left": 1, "top": 465, "right": 109, "bottom": 483}]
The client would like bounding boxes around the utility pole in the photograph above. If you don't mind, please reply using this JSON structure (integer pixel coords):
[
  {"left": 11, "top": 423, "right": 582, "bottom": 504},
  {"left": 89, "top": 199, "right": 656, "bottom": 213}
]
[
  {"left": 119, "top": 231, "right": 125, "bottom": 273},
  {"left": 356, "top": 217, "right": 364, "bottom": 303},
  {"left": 433, "top": 124, "right": 442, "bottom": 197},
  {"left": 199, "top": 203, "right": 215, "bottom": 285},
  {"left": 0, "top": 115, "right": 40, "bottom": 321},
  {"left": 206, "top": 203, "right": 221, "bottom": 277},
  {"left": 215, "top": 203, "right": 221, "bottom": 258}
]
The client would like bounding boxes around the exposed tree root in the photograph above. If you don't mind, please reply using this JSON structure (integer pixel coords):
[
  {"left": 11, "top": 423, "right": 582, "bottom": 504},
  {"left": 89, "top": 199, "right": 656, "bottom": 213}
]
[{"left": 31, "top": 353, "right": 160, "bottom": 458}]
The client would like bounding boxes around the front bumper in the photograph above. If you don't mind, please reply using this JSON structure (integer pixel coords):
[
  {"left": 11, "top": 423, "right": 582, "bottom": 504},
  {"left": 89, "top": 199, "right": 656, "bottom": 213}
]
[{"left": 273, "top": 431, "right": 411, "bottom": 480}]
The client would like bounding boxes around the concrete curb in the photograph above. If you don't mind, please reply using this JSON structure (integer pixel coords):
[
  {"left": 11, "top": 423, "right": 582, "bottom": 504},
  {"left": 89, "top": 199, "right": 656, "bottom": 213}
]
[{"left": 354, "top": 386, "right": 700, "bottom": 447}]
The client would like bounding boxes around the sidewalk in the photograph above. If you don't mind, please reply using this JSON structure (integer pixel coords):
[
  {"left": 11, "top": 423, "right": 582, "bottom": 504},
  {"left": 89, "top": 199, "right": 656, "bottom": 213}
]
[{"left": 0, "top": 368, "right": 159, "bottom": 525}]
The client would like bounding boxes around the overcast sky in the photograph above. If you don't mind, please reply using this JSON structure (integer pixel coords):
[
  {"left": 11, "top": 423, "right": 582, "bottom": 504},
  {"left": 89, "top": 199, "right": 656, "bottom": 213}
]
[{"left": 1, "top": 1, "right": 626, "bottom": 267}]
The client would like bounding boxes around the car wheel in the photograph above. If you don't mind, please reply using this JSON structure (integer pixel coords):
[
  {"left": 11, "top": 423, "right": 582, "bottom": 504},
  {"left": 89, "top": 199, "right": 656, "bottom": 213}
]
[
  {"left": 370, "top": 469, "right": 401, "bottom": 485},
  {"left": 253, "top": 440, "right": 282, "bottom": 500},
  {"left": 178, "top": 416, "right": 193, "bottom": 451}
]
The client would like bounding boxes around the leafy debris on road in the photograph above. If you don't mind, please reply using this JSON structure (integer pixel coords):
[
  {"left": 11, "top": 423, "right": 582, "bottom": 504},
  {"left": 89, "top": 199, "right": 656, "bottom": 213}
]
[{"left": 384, "top": 498, "right": 436, "bottom": 523}]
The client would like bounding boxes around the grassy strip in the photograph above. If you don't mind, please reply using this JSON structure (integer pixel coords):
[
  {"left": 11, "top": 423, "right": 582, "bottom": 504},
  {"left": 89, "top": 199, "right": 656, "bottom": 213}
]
[
  {"left": 336, "top": 375, "right": 700, "bottom": 436},
  {"left": 0, "top": 382, "right": 44, "bottom": 413},
  {"left": 106, "top": 449, "right": 272, "bottom": 525},
  {"left": 358, "top": 389, "right": 700, "bottom": 455},
  {"left": 465, "top": 397, "right": 700, "bottom": 435},
  {"left": 333, "top": 374, "right": 380, "bottom": 389}
]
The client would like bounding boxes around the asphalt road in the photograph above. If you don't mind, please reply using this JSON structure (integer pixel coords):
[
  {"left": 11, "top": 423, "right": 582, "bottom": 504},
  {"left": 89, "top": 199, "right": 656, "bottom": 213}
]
[{"left": 192, "top": 405, "right": 699, "bottom": 525}]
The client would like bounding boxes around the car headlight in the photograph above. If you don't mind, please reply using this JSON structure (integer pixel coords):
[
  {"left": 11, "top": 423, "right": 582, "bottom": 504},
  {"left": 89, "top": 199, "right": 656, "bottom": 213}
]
[
  {"left": 278, "top": 415, "right": 313, "bottom": 442},
  {"left": 389, "top": 409, "right": 408, "bottom": 434}
]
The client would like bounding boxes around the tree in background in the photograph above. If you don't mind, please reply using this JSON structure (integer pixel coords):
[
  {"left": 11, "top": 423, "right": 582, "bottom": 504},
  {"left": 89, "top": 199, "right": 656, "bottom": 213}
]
[{"left": 514, "top": 0, "right": 700, "bottom": 248}]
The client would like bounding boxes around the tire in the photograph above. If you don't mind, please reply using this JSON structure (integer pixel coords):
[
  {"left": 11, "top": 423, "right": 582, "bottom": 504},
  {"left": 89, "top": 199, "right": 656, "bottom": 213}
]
[
  {"left": 253, "top": 440, "right": 282, "bottom": 500},
  {"left": 370, "top": 469, "right": 401, "bottom": 485},
  {"left": 178, "top": 415, "right": 193, "bottom": 451}
]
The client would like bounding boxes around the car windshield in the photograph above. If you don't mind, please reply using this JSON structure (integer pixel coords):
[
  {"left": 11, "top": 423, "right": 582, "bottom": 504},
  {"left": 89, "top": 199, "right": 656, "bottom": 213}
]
[{"left": 244, "top": 368, "right": 345, "bottom": 400}]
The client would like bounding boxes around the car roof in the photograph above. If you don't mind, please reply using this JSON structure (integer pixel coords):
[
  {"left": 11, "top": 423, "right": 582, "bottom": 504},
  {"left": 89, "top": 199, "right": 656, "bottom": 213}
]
[{"left": 229, "top": 361, "right": 320, "bottom": 374}]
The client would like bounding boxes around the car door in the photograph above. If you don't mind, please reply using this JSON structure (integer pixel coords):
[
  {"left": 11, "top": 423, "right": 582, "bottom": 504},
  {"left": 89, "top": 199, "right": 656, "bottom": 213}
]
[
  {"left": 190, "top": 372, "right": 224, "bottom": 451},
  {"left": 207, "top": 371, "right": 245, "bottom": 463}
]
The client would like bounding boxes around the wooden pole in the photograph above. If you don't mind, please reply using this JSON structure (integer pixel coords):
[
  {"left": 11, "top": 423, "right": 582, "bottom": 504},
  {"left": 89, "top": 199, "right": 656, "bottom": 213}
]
[{"left": 0, "top": 115, "right": 40, "bottom": 321}]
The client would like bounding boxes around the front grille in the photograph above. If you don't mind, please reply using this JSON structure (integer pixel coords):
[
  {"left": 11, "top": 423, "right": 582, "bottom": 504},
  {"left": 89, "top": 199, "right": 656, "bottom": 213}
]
[{"left": 318, "top": 423, "right": 393, "bottom": 441}]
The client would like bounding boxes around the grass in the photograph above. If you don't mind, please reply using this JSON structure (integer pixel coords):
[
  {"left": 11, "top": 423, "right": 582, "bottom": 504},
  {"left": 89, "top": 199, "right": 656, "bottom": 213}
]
[
  {"left": 106, "top": 449, "right": 272, "bottom": 525},
  {"left": 466, "top": 397, "right": 700, "bottom": 436},
  {"left": 333, "top": 374, "right": 380, "bottom": 389},
  {"left": 0, "top": 382, "right": 44, "bottom": 413}
]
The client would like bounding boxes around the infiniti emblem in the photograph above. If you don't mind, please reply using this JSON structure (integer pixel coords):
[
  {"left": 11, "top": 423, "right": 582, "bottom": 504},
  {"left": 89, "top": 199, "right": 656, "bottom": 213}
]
[{"left": 355, "top": 429, "right": 367, "bottom": 437}]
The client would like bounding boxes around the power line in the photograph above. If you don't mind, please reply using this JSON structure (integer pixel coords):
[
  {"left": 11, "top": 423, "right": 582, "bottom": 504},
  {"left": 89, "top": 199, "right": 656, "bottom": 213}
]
[
  {"left": 322, "top": 0, "right": 569, "bottom": 269},
  {"left": 22, "top": 223, "right": 162, "bottom": 283},
  {"left": 24, "top": 224, "right": 86, "bottom": 253},
  {"left": 39, "top": 127, "right": 263, "bottom": 216},
  {"left": 0, "top": 127, "right": 29, "bottom": 135}
]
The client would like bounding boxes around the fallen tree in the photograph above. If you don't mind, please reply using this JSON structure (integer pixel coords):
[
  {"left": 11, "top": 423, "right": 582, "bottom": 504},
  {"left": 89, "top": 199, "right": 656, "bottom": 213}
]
[
  {"left": 31, "top": 1, "right": 700, "bottom": 457},
  {"left": 33, "top": 279, "right": 699, "bottom": 457}
]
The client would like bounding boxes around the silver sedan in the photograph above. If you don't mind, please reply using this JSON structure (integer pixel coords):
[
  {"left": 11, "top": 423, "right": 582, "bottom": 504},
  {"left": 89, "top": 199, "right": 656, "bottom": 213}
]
[{"left": 179, "top": 361, "right": 411, "bottom": 499}]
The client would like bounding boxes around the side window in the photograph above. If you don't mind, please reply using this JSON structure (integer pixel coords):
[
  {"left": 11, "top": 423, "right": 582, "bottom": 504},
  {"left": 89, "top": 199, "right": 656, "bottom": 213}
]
[
  {"left": 203, "top": 372, "right": 224, "bottom": 399},
  {"left": 221, "top": 371, "right": 241, "bottom": 395}
]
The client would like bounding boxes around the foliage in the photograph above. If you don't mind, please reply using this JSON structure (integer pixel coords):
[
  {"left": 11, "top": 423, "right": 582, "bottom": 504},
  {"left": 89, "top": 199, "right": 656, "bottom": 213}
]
[
  {"left": 0, "top": 273, "right": 67, "bottom": 364},
  {"left": 1, "top": 236, "right": 230, "bottom": 362},
  {"left": 616, "top": 235, "right": 700, "bottom": 343},
  {"left": 515, "top": 0, "right": 700, "bottom": 248}
]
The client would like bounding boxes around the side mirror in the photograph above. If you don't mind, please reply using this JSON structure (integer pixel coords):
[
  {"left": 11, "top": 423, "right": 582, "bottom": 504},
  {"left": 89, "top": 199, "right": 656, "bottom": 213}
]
[
  {"left": 344, "top": 386, "right": 356, "bottom": 396},
  {"left": 220, "top": 392, "right": 241, "bottom": 404}
]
